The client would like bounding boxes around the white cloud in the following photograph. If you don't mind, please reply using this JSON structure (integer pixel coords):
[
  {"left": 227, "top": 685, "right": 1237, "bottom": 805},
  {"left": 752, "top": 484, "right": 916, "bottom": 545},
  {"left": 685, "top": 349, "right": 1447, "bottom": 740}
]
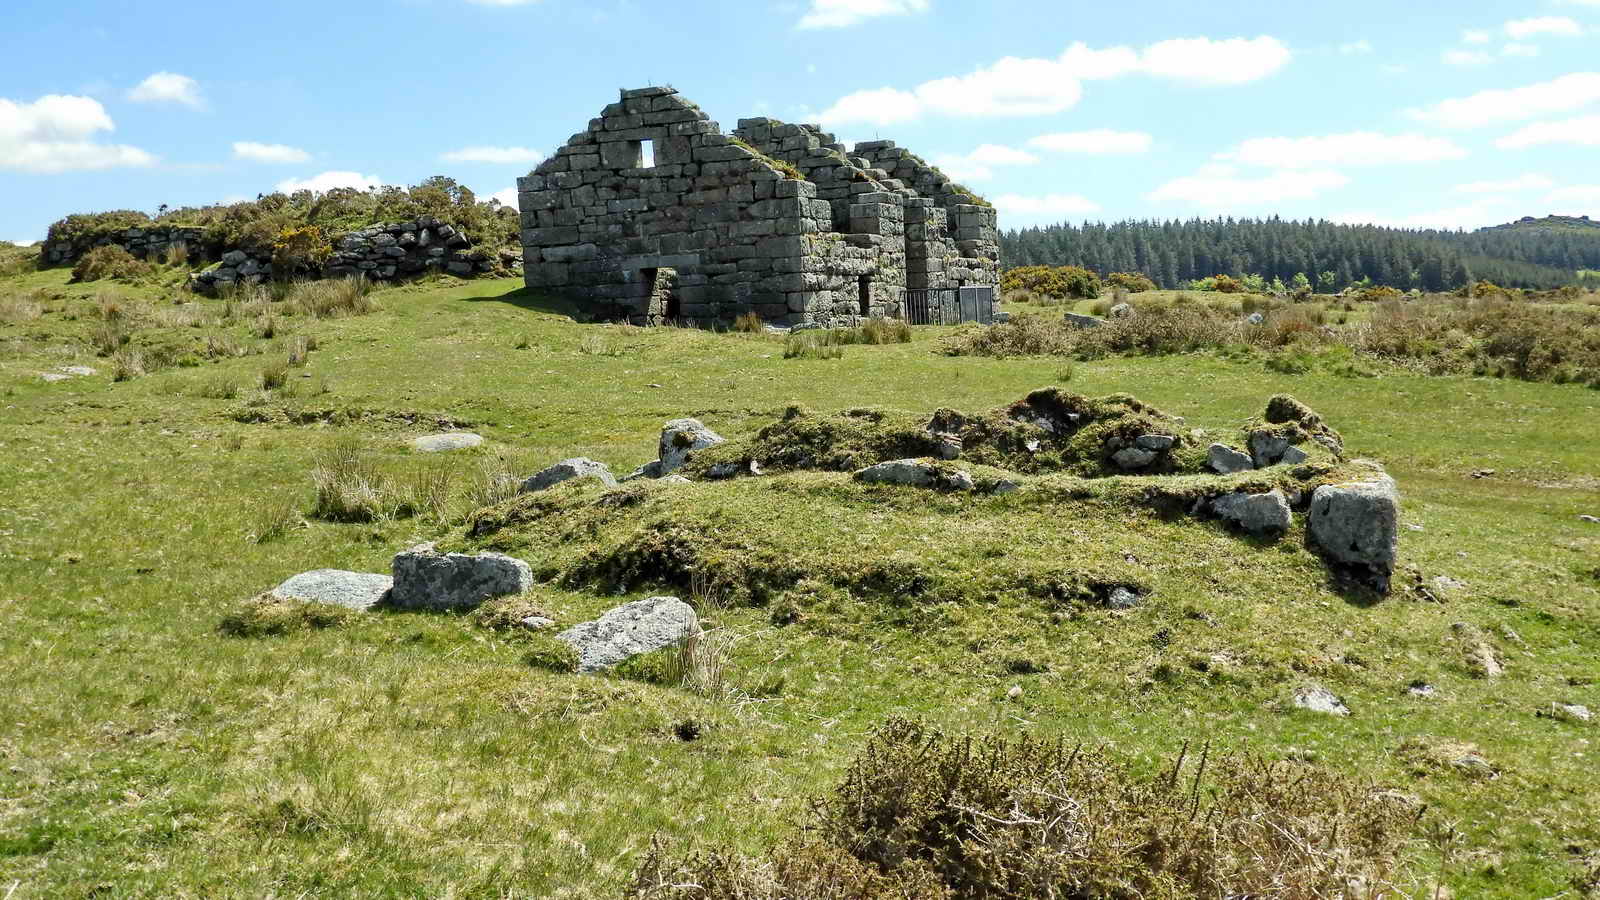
[
  {"left": 489, "top": 186, "right": 519, "bottom": 207},
  {"left": 819, "top": 36, "right": 1290, "bottom": 125},
  {"left": 1443, "top": 49, "right": 1494, "bottom": 66},
  {"left": 232, "top": 141, "right": 310, "bottom": 164},
  {"left": 1496, "top": 114, "right": 1600, "bottom": 148},
  {"left": 128, "top": 72, "right": 203, "bottom": 109},
  {"left": 1502, "top": 42, "right": 1541, "bottom": 58},
  {"left": 1462, "top": 29, "right": 1491, "bottom": 44},
  {"left": 818, "top": 87, "right": 923, "bottom": 126},
  {"left": 0, "top": 94, "right": 156, "bottom": 173},
  {"left": 992, "top": 193, "right": 1101, "bottom": 219},
  {"left": 1027, "top": 130, "right": 1153, "bottom": 154},
  {"left": 275, "top": 171, "right": 382, "bottom": 193},
  {"left": 1338, "top": 39, "right": 1374, "bottom": 55},
  {"left": 1543, "top": 184, "right": 1600, "bottom": 212},
  {"left": 1504, "top": 16, "right": 1584, "bottom": 39},
  {"left": 929, "top": 143, "right": 1037, "bottom": 181},
  {"left": 1409, "top": 72, "right": 1600, "bottom": 128},
  {"left": 1453, "top": 174, "right": 1555, "bottom": 194},
  {"left": 1148, "top": 164, "right": 1349, "bottom": 209},
  {"left": 1139, "top": 37, "right": 1292, "bottom": 85},
  {"left": 797, "top": 0, "right": 928, "bottom": 29},
  {"left": 1223, "top": 132, "right": 1467, "bottom": 168},
  {"left": 441, "top": 145, "right": 546, "bottom": 165}
]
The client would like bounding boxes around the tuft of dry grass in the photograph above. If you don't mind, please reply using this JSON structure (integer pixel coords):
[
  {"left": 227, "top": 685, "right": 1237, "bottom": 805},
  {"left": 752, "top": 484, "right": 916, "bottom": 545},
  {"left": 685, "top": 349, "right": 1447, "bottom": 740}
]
[
  {"left": 289, "top": 277, "right": 376, "bottom": 319},
  {"left": 310, "top": 437, "right": 390, "bottom": 523},
  {"left": 733, "top": 311, "right": 763, "bottom": 333},
  {"left": 472, "top": 594, "right": 554, "bottom": 631},
  {"left": 260, "top": 358, "right": 289, "bottom": 390},
  {"left": 0, "top": 294, "right": 43, "bottom": 323},
  {"left": 110, "top": 347, "right": 145, "bottom": 381},
  {"left": 632, "top": 718, "right": 1424, "bottom": 898}
]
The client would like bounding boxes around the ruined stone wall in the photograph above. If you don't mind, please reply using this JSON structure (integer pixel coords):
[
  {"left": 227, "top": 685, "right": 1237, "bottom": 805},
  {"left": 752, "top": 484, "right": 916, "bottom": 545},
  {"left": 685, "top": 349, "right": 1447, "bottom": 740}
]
[
  {"left": 518, "top": 88, "right": 1000, "bottom": 327},
  {"left": 854, "top": 141, "right": 1000, "bottom": 292},
  {"left": 42, "top": 226, "right": 207, "bottom": 267},
  {"left": 184, "top": 218, "right": 506, "bottom": 295}
]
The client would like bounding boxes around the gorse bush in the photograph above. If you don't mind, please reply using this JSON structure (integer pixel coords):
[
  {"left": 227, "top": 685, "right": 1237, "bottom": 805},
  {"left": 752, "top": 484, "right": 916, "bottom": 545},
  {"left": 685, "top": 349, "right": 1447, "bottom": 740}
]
[
  {"left": 1001, "top": 265, "right": 1101, "bottom": 300},
  {"left": 631, "top": 717, "right": 1423, "bottom": 898},
  {"left": 71, "top": 245, "right": 153, "bottom": 283},
  {"left": 1107, "top": 271, "right": 1157, "bottom": 293}
]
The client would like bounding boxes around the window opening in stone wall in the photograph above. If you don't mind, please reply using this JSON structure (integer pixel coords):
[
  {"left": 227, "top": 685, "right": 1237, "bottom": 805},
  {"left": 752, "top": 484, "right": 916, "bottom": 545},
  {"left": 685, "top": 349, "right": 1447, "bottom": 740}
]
[
  {"left": 640, "top": 140, "right": 654, "bottom": 168},
  {"left": 858, "top": 275, "right": 871, "bottom": 317}
]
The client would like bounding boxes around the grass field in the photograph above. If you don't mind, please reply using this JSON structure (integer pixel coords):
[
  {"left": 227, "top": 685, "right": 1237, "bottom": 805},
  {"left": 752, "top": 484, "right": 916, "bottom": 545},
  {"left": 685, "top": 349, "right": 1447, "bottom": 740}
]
[{"left": 2, "top": 265, "right": 1598, "bottom": 896}]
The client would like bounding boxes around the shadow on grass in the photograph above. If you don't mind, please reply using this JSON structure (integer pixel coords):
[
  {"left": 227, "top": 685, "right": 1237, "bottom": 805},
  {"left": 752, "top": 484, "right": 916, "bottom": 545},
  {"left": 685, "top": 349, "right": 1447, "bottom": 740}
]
[{"left": 456, "top": 284, "right": 589, "bottom": 320}]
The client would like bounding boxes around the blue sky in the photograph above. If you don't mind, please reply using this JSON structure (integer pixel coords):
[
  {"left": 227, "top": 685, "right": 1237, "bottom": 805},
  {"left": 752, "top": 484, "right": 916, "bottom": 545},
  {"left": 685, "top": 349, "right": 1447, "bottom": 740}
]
[{"left": 5, "top": 0, "right": 1600, "bottom": 243}]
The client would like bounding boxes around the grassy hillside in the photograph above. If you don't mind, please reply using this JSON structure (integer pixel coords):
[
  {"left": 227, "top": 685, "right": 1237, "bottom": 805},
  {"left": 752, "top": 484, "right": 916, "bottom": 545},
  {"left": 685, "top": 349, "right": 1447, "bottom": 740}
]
[{"left": 2, "top": 264, "right": 1598, "bottom": 896}]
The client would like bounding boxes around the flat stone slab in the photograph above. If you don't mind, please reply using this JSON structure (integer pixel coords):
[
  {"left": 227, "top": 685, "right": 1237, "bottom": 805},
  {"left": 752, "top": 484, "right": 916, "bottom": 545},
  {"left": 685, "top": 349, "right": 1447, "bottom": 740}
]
[
  {"left": 1063, "top": 312, "right": 1103, "bottom": 329},
  {"left": 390, "top": 542, "right": 533, "bottom": 610},
  {"left": 272, "top": 569, "right": 392, "bottom": 611},
  {"left": 521, "top": 457, "right": 617, "bottom": 493},
  {"left": 557, "top": 596, "right": 700, "bottom": 673},
  {"left": 411, "top": 432, "right": 484, "bottom": 452},
  {"left": 854, "top": 459, "right": 974, "bottom": 490},
  {"left": 41, "top": 365, "right": 97, "bottom": 383}
]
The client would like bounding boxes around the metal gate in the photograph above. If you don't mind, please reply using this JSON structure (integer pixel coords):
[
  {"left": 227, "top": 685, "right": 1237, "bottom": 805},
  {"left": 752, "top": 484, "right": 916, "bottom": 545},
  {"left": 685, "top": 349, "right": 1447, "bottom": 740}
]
[{"left": 902, "top": 286, "right": 994, "bottom": 325}]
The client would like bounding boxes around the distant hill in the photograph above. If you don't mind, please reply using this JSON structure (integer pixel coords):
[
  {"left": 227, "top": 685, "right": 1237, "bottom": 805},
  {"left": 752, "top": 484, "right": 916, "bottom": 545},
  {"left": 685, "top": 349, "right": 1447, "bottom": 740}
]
[
  {"left": 1480, "top": 215, "right": 1600, "bottom": 234},
  {"left": 1001, "top": 216, "right": 1600, "bottom": 291}
]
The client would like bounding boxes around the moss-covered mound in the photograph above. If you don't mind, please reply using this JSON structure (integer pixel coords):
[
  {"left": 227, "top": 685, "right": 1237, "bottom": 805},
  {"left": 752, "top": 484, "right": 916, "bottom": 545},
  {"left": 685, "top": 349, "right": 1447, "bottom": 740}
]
[
  {"left": 681, "top": 389, "right": 1200, "bottom": 479},
  {"left": 680, "top": 389, "right": 1342, "bottom": 480}
]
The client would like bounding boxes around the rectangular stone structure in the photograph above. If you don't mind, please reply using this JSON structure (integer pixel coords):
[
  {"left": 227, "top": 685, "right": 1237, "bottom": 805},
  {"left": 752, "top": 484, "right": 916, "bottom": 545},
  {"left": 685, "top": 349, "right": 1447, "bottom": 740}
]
[{"left": 519, "top": 87, "right": 1001, "bottom": 327}]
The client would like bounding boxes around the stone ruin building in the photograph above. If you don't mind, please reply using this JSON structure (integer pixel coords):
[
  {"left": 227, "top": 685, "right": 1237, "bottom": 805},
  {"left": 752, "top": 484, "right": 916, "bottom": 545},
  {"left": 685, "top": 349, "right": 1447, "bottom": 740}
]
[{"left": 517, "top": 86, "right": 1000, "bottom": 327}]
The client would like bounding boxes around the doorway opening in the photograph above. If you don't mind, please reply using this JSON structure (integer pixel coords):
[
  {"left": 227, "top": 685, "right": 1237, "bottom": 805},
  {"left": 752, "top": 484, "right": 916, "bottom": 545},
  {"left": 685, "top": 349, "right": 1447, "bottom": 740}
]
[
  {"left": 858, "top": 275, "right": 871, "bottom": 317},
  {"left": 645, "top": 267, "right": 679, "bottom": 320}
]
